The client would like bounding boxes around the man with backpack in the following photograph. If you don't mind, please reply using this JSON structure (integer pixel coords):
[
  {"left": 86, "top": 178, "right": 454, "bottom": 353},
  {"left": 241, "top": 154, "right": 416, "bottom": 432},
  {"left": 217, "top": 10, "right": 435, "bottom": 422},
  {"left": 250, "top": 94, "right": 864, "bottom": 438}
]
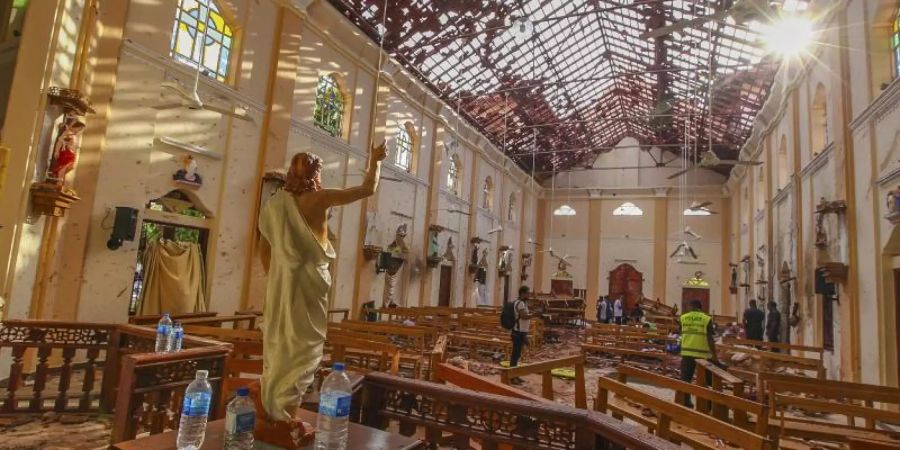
[{"left": 501, "top": 286, "right": 533, "bottom": 384}]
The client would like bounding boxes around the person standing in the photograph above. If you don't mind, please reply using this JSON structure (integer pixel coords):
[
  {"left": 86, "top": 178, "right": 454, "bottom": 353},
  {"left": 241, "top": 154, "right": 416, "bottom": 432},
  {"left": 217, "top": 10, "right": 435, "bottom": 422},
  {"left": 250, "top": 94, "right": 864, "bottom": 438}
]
[
  {"left": 742, "top": 299, "right": 765, "bottom": 341},
  {"left": 597, "top": 296, "right": 610, "bottom": 324},
  {"left": 509, "top": 286, "right": 533, "bottom": 384},
  {"left": 766, "top": 301, "right": 781, "bottom": 350},
  {"left": 613, "top": 297, "right": 624, "bottom": 325},
  {"left": 678, "top": 299, "right": 718, "bottom": 408}
]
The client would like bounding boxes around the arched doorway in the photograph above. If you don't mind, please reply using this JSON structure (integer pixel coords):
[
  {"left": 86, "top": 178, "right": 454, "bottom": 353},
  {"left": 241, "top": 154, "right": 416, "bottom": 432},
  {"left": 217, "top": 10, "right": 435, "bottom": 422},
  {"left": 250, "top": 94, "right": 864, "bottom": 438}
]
[
  {"left": 682, "top": 271, "right": 711, "bottom": 314},
  {"left": 608, "top": 263, "right": 643, "bottom": 313}
]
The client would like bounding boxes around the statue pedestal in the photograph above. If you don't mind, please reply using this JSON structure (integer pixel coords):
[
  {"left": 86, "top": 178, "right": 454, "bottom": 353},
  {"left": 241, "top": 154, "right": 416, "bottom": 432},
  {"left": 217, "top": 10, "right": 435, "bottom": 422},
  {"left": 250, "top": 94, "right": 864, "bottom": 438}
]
[
  {"left": 247, "top": 382, "right": 316, "bottom": 449},
  {"left": 30, "top": 182, "right": 79, "bottom": 217}
]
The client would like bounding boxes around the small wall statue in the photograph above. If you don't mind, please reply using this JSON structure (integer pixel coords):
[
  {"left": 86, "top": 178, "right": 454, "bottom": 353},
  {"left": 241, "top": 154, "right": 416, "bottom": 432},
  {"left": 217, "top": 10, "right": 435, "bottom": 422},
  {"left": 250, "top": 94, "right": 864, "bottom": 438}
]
[
  {"left": 386, "top": 223, "right": 409, "bottom": 255},
  {"left": 498, "top": 246, "right": 513, "bottom": 275},
  {"left": 30, "top": 87, "right": 94, "bottom": 217},
  {"left": 887, "top": 186, "right": 900, "bottom": 224},
  {"left": 47, "top": 112, "right": 86, "bottom": 186},
  {"left": 442, "top": 237, "right": 456, "bottom": 263},
  {"left": 428, "top": 230, "right": 440, "bottom": 259},
  {"left": 478, "top": 248, "right": 489, "bottom": 267},
  {"left": 173, "top": 154, "right": 202, "bottom": 186},
  {"left": 729, "top": 263, "right": 739, "bottom": 293}
]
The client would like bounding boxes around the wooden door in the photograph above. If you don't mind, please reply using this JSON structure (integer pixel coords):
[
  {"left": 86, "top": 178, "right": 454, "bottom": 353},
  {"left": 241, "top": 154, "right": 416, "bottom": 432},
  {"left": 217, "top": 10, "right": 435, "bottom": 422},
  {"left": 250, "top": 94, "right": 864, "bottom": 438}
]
[
  {"left": 438, "top": 265, "right": 453, "bottom": 307},
  {"left": 608, "top": 264, "right": 644, "bottom": 313},
  {"left": 681, "top": 288, "right": 710, "bottom": 313}
]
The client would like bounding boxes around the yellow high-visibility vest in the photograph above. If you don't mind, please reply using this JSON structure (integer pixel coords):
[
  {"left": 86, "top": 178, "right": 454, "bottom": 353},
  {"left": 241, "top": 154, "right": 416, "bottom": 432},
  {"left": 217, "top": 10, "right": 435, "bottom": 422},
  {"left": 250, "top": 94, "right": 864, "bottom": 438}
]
[{"left": 680, "top": 311, "right": 712, "bottom": 359}]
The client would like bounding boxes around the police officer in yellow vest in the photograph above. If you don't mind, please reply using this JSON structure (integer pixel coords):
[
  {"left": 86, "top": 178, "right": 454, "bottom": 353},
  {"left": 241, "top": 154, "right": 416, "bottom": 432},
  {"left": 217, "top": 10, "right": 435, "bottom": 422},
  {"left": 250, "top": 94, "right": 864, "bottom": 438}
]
[{"left": 679, "top": 299, "right": 719, "bottom": 408}]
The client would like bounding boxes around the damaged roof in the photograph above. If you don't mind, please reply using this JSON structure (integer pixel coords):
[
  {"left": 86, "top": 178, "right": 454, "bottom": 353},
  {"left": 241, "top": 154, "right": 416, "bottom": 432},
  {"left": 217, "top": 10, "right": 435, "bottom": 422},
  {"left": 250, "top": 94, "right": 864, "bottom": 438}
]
[{"left": 329, "top": 0, "right": 810, "bottom": 175}]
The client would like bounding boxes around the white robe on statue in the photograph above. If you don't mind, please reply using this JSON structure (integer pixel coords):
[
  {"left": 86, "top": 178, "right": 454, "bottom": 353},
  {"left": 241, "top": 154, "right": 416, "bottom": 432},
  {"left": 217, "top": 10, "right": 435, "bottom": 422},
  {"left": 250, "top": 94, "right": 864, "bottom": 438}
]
[{"left": 258, "top": 190, "right": 335, "bottom": 420}]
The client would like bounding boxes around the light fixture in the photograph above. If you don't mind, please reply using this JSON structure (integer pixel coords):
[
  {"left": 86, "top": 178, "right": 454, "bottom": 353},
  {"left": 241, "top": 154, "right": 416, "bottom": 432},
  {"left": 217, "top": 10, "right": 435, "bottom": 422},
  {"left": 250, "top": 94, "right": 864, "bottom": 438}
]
[
  {"left": 508, "top": 16, "right": 534, "bottom": 42},
  {"left": 553, "top": 204, "right": 576, "bottom": 216},
  {"left": 759, "top": 15, "right": 814, "bottom": 57}
]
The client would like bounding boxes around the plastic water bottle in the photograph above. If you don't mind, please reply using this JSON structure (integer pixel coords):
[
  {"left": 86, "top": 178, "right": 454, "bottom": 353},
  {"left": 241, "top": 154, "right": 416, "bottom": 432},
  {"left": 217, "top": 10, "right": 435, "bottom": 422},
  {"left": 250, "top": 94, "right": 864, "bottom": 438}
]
[
  {"left": 176, "top": 370, "right": 212, "bottom": 450},
  {"left": 314, "top": 362, "right": 352, "bottom": 450},
  {"left": 155, "top": 313, "right": 173, "bottom": 353},
  {"left": 169, "top": 322, "right": 184, "bottom": 352},
  {"left": 224, "top": 387, "right": 255, "bottom": 450}
]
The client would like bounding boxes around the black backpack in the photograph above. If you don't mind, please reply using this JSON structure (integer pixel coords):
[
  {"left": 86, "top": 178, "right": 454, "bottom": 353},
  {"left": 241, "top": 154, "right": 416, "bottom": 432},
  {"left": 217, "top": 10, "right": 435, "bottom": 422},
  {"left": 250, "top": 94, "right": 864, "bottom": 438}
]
[{"left": 500, "top": 300, "right": 519, "bottom": 331}]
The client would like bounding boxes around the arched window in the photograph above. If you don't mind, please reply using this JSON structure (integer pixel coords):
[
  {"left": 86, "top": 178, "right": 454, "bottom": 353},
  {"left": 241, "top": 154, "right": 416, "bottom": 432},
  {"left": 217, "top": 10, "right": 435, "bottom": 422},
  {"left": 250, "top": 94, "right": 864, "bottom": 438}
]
[
  {"left": 507, "top": 192, "right": 517, "bottom": 221},
  {"left": 313, "top": 74, "right": 345, "bottom": 137},
  {"left": 482, "top": 176, "right": 494, "bottom": 210},
  {"left": 395, "top": 123, "right": 414, "bottom": 172},
  {"left": 810, "top": 83, "right": 828, "bottom": 153},
  {"left": 893, "top": 5, "right": 900, "bottom": 77},
  {"left": 447, "top": 154, "right": 461, "bottom": 195},
  {"left": 170, "top": 0, "right": 234, "bottom": 82},
  {"left": 613, "top": 202, "right": 643, "bottom": 216}
]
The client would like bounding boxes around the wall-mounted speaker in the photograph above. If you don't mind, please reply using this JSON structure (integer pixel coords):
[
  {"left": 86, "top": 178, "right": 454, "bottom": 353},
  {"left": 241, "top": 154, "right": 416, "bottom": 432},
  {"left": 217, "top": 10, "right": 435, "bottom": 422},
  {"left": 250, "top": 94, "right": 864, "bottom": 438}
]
[{"left": 107, "top": 206, "right": 138, "bottom": 250}]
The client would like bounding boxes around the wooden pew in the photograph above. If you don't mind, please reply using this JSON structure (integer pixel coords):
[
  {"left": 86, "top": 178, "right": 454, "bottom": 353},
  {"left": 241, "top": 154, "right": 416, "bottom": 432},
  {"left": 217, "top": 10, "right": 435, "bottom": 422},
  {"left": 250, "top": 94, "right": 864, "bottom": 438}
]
[
  {"left": 446, "top": 332, "right": 513, "bottom": 360},
  {"left": 765, "top": 378, "right": 900, "bottom": 446},
  {"left": 582, "top": 342, "right": 670, "bottom": 364},
  {"left": 614, "top": 364, "right": 767, "bottom": 437},
  {"left": 178, "top": 314, "right": 259, "bottom": 330},
  {"left": 498, "top": 355, "right": 587, "bottom": 409},
  {"left": 694, "top": 359, "right": 748, "bottom": 415},
  {"left": 718, "top": 344, "right": 825, "bottom": 379},
  {"left": 434, "top": 362, "right": 550, "bottom": 404},
  {"left": 330, "top": 320, "right": 435, "bottom": 351},
  {"left": 722, "top": 337, "right": 825, "bottom": 361},
  {"left": 596, "top": 374, "right": 775, "bottom": 450},
  {"left": 456, "top": 314, "right": 543, "bottom": 346},
  {"left": 326, "top": 334, "right": 401, "bottom": 376},
  {"left": 127, "top": 311, "right": 218, "bottom": 325}
]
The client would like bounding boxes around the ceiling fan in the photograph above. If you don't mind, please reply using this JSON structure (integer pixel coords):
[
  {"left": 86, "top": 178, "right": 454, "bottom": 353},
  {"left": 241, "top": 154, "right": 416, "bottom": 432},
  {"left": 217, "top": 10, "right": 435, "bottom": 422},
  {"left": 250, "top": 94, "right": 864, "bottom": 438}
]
[
  {"left": 667, "top": 149, "right": 762, "bottom": 179},
  {"left": 640, "top": 0, "right": 776, "bottom": 40},
  {"left": 685, "top": 200, "right": 720, "bottom": 214},
  {"left": 154, "top": 8, "right": 253, "bottom": 122}
]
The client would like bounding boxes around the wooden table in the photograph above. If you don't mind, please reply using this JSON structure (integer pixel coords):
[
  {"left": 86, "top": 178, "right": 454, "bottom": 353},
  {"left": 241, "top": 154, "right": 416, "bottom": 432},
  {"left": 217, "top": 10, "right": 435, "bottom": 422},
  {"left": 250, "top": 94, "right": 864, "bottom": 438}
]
[{"left": 113, "top": 409, "right": 422, "bottom": 450}]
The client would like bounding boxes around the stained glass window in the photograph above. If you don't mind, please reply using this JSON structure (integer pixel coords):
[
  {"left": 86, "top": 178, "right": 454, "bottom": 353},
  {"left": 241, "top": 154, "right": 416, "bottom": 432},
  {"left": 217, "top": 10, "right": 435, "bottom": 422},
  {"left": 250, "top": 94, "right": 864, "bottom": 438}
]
[
  {"left": 893, "top": 5, "right": 900, "bottom": 78},
  {"left": 314, "top": 75, "right": 345, "bottom": 137},
  {"left": 395, "top": 125, "right": 413, "bottom": 171},
  {"left": 170, "top": 0, "right": 233, "bottom": 82},
  {"left": 447, "top": 154, "right": 461, "bottom": 195}
]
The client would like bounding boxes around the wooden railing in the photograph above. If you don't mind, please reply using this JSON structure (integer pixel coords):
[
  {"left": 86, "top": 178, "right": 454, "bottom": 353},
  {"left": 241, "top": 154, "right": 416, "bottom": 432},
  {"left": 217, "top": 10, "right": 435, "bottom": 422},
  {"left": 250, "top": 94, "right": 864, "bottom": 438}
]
[
  {"left": 361, "top": 371, "right": 678, "bottom": 450},
  {"left": 0, "top": 320, "right": 230, "bottom": 446},
  {"left": 110, "top": 345, "right": 229, "bottom": 443},
  {"left": 0, "top": 320, "right": 116, "bottom": 414}
]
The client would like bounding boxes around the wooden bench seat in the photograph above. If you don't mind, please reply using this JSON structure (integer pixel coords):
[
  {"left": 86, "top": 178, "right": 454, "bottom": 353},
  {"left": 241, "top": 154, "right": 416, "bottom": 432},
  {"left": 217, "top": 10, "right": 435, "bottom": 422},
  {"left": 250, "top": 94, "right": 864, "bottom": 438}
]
[
  {"left": 719, "top": 344, "right": 825, "bottom": 379},
  {"left": 596, "top": 375, "right": 775, "bottom": 450},
  {"left": 582, "top": 343, "right": 670, "bottom": 364},
  {"left": 765, "top": 378, "right": 900, "bottom": 446}
]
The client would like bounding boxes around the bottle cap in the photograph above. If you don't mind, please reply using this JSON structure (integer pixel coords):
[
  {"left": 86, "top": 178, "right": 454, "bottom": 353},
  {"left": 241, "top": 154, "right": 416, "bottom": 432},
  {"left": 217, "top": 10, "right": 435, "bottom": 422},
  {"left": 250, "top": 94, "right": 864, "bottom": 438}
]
[
  {"left": 196, "top": 370, "right": 209, "bottom": 379},
  {"left": 174, "top": 321, "right": 182, "bottom": 326},
  {"left": 332, "top": 362, "right": 345, "bottom": 372},
  {"left": 162, "top": 312, "right": 170, "bottom": 316},
  {"left": 236, "top": 387, "right": 249, "bottom": 396}
]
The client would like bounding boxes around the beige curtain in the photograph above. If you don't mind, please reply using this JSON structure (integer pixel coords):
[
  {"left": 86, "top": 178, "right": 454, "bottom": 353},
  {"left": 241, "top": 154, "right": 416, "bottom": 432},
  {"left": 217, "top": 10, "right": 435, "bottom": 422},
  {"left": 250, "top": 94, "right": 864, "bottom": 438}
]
[{"left": 139, "top": 240, "right": 207, "bottom": 315}]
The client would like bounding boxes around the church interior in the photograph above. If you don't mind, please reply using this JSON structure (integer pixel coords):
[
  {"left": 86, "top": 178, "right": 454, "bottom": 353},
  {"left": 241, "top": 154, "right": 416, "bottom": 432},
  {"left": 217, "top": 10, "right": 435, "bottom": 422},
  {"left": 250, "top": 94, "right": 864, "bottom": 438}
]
[{"left": 1, "top": 0, "right": 900, "bottom": 448}]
